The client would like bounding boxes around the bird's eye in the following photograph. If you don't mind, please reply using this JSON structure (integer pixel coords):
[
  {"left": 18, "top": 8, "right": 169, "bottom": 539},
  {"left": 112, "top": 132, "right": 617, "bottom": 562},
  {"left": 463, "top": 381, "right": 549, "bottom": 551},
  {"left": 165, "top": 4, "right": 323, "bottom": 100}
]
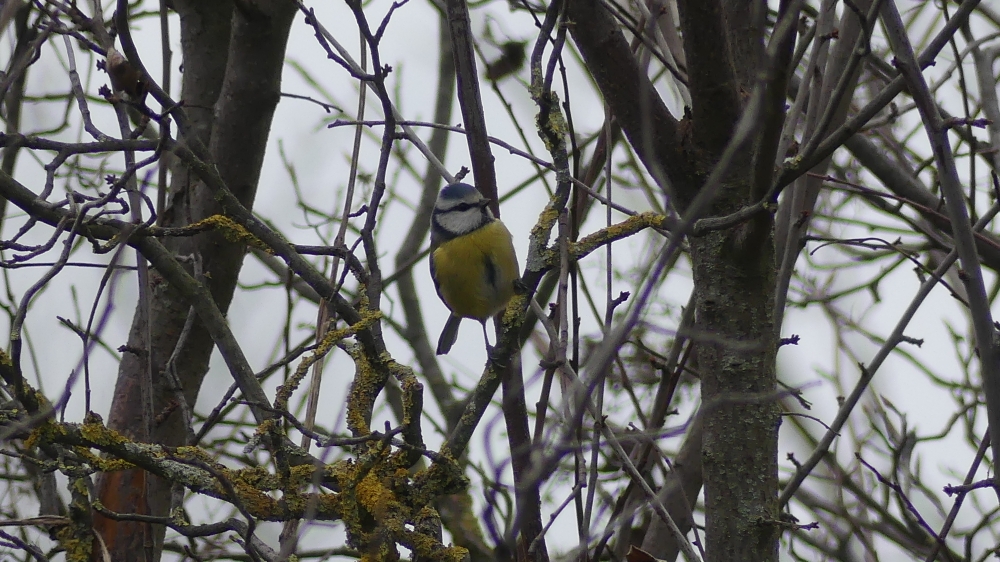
[{"left": 446, "top": 202, "right": 478, "bottom": 212}]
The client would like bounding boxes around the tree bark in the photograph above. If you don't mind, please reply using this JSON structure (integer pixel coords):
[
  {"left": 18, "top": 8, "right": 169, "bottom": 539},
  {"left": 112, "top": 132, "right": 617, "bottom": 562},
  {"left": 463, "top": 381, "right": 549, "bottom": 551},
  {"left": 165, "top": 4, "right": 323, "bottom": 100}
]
[
  {"left": 568, "top": 0, "right": 780, "bottom": 559},
  {"left": 92, "top": 3, "right": 295, "bottom": 560}
]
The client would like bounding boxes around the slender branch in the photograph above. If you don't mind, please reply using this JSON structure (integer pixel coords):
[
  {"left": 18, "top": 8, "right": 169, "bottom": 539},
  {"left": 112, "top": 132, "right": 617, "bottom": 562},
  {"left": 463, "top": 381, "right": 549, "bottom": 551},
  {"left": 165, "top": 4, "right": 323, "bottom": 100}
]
[
  {"left": 880, "top": 0, "right": 1000, "bottom": 495},
  {"left": 779, "top": 198, "right": 1000, "bottom": 507}
]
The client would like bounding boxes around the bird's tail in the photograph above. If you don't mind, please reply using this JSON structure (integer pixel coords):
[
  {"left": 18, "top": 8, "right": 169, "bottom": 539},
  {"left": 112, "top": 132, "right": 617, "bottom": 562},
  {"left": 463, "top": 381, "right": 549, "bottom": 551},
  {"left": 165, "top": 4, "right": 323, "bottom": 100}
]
[{"left": 436, "top": 314, "right": 462, "bottom": 355}]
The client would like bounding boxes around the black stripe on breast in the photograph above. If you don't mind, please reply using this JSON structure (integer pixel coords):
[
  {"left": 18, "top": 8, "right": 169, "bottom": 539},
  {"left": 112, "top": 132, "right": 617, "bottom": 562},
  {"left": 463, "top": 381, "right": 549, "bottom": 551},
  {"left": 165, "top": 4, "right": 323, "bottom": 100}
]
[{"left": 483, "top": 253, "right": 499, "bottom": 293}]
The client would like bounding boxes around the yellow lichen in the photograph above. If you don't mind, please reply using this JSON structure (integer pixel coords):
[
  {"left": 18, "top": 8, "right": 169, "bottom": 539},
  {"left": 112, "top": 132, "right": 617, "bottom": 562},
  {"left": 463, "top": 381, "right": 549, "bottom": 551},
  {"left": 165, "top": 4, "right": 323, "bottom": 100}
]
[
  {"left": 24, "top": 418, "right": 64, "bottom": 450},
  {"left": 174, "top": 445, "right": 215, "bottom": 463},
  {"left": 189, "top": 214, "right": 273, "bottom": 254},
  {"left": 503, "top": 293, "right": 526, "bottom": 327},
  {"left": 54, "top": 526, "right": 91, "bottom": 562},
  {"left": 346, "top": 345, "right": 378, "bottom": 437},
  {"left": 532, "top": 206, "right": 560, "bottom": 238},
  {"left": 73, "top": 446, "right": 134, "bottom": 472},
  {"left": 276, "top": 311, "right": 381, "bottom": 411},
  {"left": 225, "top": 475, "right": 280, "bottom": 517},
  {"left": 79, "top": 417, "right": 130, "bottom": 448},
  {"left": 356, "top": 471, "right": 404, "bottom": 526},
  {"left": 546, "top": 103, "right": 569, "bottom": 138},
  {"left": 568, "top": 212, "right": 666, "bottom": 263}
]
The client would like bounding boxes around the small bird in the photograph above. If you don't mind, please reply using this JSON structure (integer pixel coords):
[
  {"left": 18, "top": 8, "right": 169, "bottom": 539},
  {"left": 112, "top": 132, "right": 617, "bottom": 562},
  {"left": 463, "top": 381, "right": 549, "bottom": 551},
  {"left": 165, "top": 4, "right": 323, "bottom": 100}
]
[
  {"left": 105, "top": 47, "right": 147, "bottom": 105},
  {"left": 430, "top": 182, "right": 519, "bottom": 355}
]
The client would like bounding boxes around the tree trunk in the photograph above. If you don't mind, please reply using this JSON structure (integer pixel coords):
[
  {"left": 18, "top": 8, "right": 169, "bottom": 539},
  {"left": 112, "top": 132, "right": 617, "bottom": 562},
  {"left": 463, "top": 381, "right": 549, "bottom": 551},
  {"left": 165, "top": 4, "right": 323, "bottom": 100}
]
[{"left": 92, "top": 3, "right": 295, "bottom": 560}]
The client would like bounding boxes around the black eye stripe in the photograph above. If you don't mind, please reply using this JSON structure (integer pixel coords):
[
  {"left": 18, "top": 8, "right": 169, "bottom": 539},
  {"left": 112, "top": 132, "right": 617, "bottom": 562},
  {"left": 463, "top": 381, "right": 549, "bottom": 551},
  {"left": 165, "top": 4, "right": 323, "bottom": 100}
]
[{"left": 435, "top": 201, "right": 482, "bottom": 214}]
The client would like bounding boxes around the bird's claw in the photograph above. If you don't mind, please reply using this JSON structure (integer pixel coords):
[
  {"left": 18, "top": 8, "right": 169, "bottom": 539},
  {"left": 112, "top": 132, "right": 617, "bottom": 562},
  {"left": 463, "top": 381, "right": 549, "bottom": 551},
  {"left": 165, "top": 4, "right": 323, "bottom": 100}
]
[{"left": 486, "top": 344, "right": 507, "bottom": 368}]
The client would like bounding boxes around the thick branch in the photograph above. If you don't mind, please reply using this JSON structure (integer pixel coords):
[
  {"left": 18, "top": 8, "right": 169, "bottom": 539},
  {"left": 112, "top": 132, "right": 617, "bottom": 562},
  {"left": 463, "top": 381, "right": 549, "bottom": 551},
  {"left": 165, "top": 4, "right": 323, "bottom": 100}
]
[
  {"left": 566, "top": 0, "right": 685, "bottom": 201},
  {"left": 676, "top": 0, "right": 742, "bottom": 156},
  {"left": 445, "top": 0, "right": 497, "bottom": 203}
]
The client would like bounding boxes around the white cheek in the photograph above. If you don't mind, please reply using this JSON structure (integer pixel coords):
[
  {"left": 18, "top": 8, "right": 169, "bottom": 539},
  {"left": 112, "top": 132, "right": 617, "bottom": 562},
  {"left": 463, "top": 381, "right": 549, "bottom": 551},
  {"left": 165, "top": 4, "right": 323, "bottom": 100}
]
[{"left": 437, "top": 209, "right": 481, "bottom": 235}]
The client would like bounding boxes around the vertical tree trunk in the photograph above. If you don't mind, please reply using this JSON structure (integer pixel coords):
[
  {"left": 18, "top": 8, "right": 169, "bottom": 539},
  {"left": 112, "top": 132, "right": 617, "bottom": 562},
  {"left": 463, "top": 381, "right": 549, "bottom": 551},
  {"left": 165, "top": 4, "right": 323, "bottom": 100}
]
[
  {"left": 691, "top": 225, "right": 778, "bottom": 562},
  {"left": 565, "top": 0, "right": 780, "bottom": 559},
  {"left": 92, "top": 3, "right": 295, "bottom": 560}
]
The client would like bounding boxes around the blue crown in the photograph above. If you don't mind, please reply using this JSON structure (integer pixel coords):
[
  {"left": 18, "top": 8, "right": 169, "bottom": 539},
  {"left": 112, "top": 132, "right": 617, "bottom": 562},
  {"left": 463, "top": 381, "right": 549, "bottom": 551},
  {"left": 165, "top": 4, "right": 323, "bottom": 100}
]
[{"left": 440, "top": 182, "right": 478, "bottom": 199}]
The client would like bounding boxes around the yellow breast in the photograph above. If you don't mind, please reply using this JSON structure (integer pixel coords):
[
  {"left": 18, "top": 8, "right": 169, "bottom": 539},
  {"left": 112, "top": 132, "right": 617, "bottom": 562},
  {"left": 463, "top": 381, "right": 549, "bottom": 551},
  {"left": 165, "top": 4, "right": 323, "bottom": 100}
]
[{"left": 431, "top": 220, "right": 519, "bottom": 321}]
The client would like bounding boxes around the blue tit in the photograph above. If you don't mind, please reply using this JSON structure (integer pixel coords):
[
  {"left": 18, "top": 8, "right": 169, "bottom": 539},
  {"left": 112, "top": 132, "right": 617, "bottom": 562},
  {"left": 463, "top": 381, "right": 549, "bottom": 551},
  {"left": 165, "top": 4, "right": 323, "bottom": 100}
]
[{"left": 430, "top": 182, "right": 520, "bottom": 355}]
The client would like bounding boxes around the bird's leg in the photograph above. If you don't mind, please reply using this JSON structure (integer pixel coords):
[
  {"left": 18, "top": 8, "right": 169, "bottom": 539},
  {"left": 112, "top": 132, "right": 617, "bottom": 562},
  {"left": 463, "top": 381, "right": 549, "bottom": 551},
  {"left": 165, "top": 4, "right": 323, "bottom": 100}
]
[
  {"left": 483, "top": 322, "right": 505, "bottom": 369},
  {"left": 513, "top": 278, "right": 529, "bottom": 294},
  {"left": 483, "top": 320, "right": 510, "bottom": 368},
  {"left": 481, "top": 321, "right": 493, "bottom": 354}
]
